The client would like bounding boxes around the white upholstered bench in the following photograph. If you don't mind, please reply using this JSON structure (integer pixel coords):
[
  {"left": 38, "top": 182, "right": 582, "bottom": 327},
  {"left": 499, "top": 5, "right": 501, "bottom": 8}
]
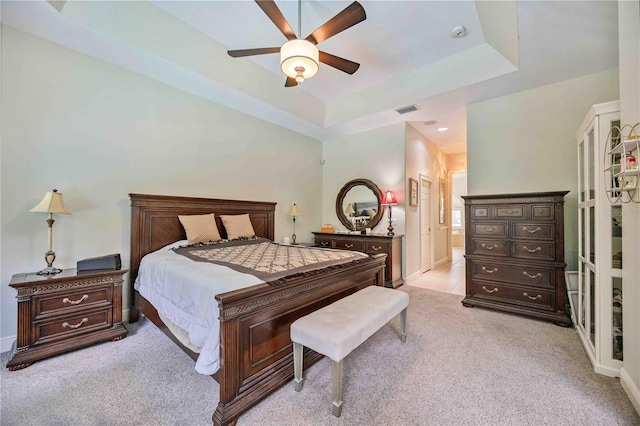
[{"left": 290, "top": 285, "right": 409, "bottom": 417}]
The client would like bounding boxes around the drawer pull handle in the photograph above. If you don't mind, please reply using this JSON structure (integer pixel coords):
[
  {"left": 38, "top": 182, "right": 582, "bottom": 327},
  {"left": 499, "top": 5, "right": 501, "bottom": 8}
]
[
  {"left": 506, "top": 210, "right": 514, "bottom": 214},
  {"left": 482, "top": 267, "right": 498, "bottom": 274},
  {"left": 481, "top": 244, "right": 497, "bottom": 250},
  {"left": 523, "top": 292, "right": 542, "bottom": 301},
  {"left": 371, "top": 245, "right": 382, "bottom": 251},
  {"left": 344, "top": 243, "right": 354, "bottom": 249},
  {"left": 522, "top": 246, "right": 542, "bottom": 253},
  {"left": 62, "top": 318, "right": 88, "bottom": 329},
  {"left": 482, "top": 226, "right": 497, "bottom": 232},
  {"left": 62, "top": 294, "right": 89, "bottom": 305},
  {"left": 320, "top": 241, "right": 329, "bottom": 246},
  {"left": 523, "top": 271, "right": 542, "bottom": 279},
  {"left": 523, "top": 226, "right": 541, "bottom": 234},
  {"left": 482, "top": 286, "right": 499, "bottom": 294}
]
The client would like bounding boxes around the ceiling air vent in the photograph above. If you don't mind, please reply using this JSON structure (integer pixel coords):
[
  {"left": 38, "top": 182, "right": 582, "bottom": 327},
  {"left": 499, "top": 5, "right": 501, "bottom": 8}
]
[{"left": 395, "top": 105, "right": 419, "bottom": 115}]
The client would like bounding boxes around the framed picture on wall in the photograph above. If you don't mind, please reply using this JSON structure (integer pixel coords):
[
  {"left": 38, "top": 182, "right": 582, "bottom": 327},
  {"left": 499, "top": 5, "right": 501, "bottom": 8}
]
[
  {"left": 439, "top": 177, "right": 446, "bottom": 224},
  {"left": 408, "top": 178, "right": 418, "bottom": 207}
]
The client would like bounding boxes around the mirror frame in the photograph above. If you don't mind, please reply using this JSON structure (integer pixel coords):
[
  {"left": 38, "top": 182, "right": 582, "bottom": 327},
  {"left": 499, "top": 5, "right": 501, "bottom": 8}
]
[{"left": 335, "top": 178, "right": 384, "bottom": 231}]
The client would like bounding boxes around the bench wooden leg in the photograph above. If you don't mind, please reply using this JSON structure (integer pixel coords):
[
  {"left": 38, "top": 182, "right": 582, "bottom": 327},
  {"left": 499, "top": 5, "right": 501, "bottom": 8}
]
[
  {"left": 293, "top": 342, "right": 304, "bottom": 391},
  {"left": 400, "top": 307, "right": 407, "bottom": 343},
  {"left": 331, "top": 359, "right": 344, "bottom": 417}
]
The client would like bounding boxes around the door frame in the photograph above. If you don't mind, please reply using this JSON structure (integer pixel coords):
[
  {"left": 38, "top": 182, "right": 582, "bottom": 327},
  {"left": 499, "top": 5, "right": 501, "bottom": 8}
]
[{"left": 419, "top": 174, "right": 434, "bottom": 274}]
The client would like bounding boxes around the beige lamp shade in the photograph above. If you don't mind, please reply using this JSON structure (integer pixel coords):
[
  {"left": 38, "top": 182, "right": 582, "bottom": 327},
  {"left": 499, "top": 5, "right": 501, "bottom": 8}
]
[
  {"left": 289, "top": 204, "right": 300, "bottom": 217},
  {"left": 280, "top": 40, "right": 319, "bottom": 83},
  {"left": 30, "top": 189, "right": 71, "bottom": 214},
  {"left": 345, "top": 203, "right": 356, "bottom": 215}
]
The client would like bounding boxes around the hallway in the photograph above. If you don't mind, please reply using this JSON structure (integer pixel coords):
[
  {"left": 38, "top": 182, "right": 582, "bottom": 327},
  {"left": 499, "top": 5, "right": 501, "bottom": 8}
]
[{"left": 409, "top": 247, "right": 465, "bottom": 295}]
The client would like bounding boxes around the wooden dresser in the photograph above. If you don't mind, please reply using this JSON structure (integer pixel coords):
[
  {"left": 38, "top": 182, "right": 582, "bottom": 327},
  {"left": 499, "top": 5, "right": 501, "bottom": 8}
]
[
  {"left": 6, "top": 268, "right": 128, "bottom": 370},
  {"left": 312, "top": 232, "right": 404, "bottom": 288},
  {"left": 461, "top": 191, "right": 571, "bottom": 326}
]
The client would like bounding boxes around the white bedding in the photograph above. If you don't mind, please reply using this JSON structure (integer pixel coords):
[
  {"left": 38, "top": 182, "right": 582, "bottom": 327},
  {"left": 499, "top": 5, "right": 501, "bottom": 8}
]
[{"left": 134, "top": 241, "right": 263, "bottom": 375}]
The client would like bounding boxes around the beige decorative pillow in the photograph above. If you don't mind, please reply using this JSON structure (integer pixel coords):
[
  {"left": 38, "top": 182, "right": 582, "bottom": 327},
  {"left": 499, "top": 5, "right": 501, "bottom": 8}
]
[
  {"left": 178, "top": 213, "right": 221, "bottom": 245},
  {"left": 220, "top": 214, "right": 256, "bottom": 240}
]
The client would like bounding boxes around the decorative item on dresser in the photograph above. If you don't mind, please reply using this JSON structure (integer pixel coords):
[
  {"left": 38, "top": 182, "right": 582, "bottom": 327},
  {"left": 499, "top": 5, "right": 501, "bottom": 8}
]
[
  {"left": 461, "top": 191, "right": 571, "bottom": 326},
  {"left": 313, "top": 232, "right": 404, "bottom": 288},
  {"left": 6, "top": 269, "right": 128, "bottom": 371},
  {"left": 381, "top": 189, "right": 398, "bottom": 236}
]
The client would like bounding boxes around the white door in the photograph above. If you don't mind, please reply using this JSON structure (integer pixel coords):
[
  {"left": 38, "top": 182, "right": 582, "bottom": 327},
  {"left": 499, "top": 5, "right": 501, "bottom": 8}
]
[{"left": 420, "top": 177, "right": 432, "bottom": 273}]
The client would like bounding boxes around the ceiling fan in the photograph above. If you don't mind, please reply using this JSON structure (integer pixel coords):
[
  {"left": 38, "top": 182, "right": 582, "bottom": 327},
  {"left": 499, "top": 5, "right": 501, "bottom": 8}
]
[{"left": 227, "top": 0, "right": 366, "bottom": 87}]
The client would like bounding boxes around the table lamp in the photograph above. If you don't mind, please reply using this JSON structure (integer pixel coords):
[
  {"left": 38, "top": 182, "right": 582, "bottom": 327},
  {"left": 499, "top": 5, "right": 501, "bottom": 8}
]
[
  {"left": 382, "top": 190, "right": 397, "bottom": 236},
  {"left": 30, "top": 189, "right": 71, "bottom": 275},
  {"left": 289, "top": 204, "right": 300, "bottom": 245}
]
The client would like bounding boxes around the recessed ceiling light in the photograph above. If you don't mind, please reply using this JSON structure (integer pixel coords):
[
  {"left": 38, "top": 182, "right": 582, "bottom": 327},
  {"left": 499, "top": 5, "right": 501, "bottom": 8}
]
[
  {"left": 437, "top": 127, "right": 448, "bottom": 132},
  {"left": 423, "top": 120, "right": 437, "bottom": 126}
]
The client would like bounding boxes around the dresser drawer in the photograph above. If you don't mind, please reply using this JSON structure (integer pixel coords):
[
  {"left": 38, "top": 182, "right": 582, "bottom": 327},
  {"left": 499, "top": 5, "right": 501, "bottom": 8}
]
[
  {"left": 471, "top": 206, "right": 491, "bottom": 220},
  {"left": 470, "top": 239, "right": 508, "bottom": 257},
  {"left": 510, "top": 241, "right": 556, "bottom": 261},
  {"left": 33, "top": 308, "right": 113, "bottom": 347},
  {"left": 365, "top": 242, "right": 389, "bottom": 255},
  {"left": 471, "top": 261, "right": 553, "bottom": 289},
  {"left": 34, "top": 285, "right": 112, "bottom": 320},
  {"left": 472, "top": 280, "right": 554, "bottom": 310},
  {"left": 530, "top": 204, "right": 554, "bottom": 220},
  {"left": 315, "top": 238, "right": 332, "bottom": 248},
  {"left": 332, "top": 239, "right": 366, "bottom": 252},
  {"left": 471, "top": 222, "right": 508, "bottom": 238},
  {"left": 512, "top": 223, "right": 554, "bottom": 240},
  {"left": 494, "top": 205, "right": 525, "bottom": 218}
]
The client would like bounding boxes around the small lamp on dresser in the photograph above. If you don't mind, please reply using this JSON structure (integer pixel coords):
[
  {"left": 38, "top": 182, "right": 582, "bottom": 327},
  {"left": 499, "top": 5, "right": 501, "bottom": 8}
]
[
  {"left": 30, "top": 189, "right": 71, "bottom": 275},
  {"left": 345, "top": 203, "right": 356, "bottom": 229},
  {"left": 289, "top": 204, "right": 300, "bottom": 245},
  {"left": 382, "top": 189, "right": 397, "bottom": 236}
]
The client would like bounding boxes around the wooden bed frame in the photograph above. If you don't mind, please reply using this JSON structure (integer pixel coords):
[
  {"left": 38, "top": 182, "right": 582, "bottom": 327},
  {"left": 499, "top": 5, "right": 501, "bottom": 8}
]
[{"left": 129, "top": 193, "right": 386, "bottom": 425}]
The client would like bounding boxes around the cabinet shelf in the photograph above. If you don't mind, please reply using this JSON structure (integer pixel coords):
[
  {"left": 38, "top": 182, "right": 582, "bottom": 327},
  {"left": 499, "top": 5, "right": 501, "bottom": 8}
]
[{"left": 608, "top": 138, "right": 639, "bottom": 155}]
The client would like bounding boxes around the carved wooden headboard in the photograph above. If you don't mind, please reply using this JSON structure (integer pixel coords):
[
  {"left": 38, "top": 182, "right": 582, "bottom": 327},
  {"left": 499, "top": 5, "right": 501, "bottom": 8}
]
[{"left": 129, "top": 193, "right": 276, "bottom": 312}]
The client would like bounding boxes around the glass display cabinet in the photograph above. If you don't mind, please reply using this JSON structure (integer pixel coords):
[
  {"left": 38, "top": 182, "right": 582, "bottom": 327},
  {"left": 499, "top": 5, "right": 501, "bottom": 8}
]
[{"left": 575, "top": 100, "right": 623, "bottom": 377}]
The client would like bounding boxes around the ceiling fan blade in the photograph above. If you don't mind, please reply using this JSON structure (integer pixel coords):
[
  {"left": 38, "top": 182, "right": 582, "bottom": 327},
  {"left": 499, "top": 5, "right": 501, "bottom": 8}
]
[
  {"left": 285, "top": 77, "right": 298, "bottom": 87},
  {"left": 227, "top": 47, "right": 281, "bottom": 58},
  {"left": 255, "top": 0, "right": 297, "bottom": 41},
  {"left": 319, "top": 51, "right": 360, "bottom": 74},
  {"left": 305, "top": 1, "right": 366, "bottom": 45}
]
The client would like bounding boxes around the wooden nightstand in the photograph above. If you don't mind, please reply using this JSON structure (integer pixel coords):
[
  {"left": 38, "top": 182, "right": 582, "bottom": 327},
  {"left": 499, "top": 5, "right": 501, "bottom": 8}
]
[{"left": 6, "top": 268, "right": 128, "bottom": 370}]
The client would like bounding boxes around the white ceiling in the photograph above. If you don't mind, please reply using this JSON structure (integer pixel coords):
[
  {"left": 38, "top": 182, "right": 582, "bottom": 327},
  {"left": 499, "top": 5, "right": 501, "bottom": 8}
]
[{"left": 1, "top": 1, "right": 619, "bottom": 154}]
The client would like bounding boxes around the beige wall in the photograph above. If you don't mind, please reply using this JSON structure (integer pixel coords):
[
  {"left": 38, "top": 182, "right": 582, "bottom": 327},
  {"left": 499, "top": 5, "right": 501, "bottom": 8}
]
[
  {"left": 618, "top": 0, "right": 640, "bottom": 413},
  {"left": 0, "top": 27, "right": 322, "bottom": 344},
  {"left": 405, "top": 124, "right": 449, "bottom": 280},
  {"left": 467, "top": 68, "right": 619, "bottom": 270}
]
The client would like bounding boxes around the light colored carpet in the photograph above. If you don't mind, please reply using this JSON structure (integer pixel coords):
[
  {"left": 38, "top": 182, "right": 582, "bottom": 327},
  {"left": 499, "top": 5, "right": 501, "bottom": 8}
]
[{"left": 1, "top": 286, "right": 638, "bottom": 425}]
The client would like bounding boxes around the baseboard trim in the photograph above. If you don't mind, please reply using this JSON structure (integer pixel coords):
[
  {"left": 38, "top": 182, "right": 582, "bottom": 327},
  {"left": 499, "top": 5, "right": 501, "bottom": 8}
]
[
  {"left": 620, "top": 367, "right": 640, "bottom": 416},
  {"left": 406, "top": 271, "right": 422, "bottom": 284},
  {"left": 433, "top": 257, "right": 448, "bottom": 268},
  {"left": 1, "top": 335, "right": 16, "bottom": 354}
]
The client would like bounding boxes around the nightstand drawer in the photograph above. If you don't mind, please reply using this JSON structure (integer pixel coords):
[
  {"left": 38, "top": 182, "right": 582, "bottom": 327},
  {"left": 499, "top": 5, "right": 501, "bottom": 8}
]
[
  {"left": 34, "top": 285, "right": 112, "bottom": 320},
  {"left": 472, "top": 280, "right": 554, "bottom": 310},
  {"left": 33, "top": 308, "right": 112, "bottom": 346},
  {"left": 332, "top": 239, "right": 365, "bottom": 252},
  {"left": 316, "top": 239, "right": 332, "bottom": 248}
]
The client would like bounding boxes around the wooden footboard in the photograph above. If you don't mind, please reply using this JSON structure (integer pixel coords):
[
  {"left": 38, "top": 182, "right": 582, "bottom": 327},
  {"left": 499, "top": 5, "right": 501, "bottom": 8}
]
[
  {"left": 129, "top": 193, "right": 386, "bottom": 425},
  {"left": 213, "top": 254, "right": 386, "bottom": 425}
]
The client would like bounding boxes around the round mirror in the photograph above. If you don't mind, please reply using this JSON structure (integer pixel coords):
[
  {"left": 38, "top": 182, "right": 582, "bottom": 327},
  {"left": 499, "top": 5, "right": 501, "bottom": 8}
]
[{"left": 335, "top": 178, "right": 384, "bottom": 231}]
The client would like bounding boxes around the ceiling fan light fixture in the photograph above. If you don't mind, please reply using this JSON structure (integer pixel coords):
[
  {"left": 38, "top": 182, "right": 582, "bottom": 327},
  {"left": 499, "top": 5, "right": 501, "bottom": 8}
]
[{"left": 280, "top": 40, "right": 319, "bottom": 82}]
